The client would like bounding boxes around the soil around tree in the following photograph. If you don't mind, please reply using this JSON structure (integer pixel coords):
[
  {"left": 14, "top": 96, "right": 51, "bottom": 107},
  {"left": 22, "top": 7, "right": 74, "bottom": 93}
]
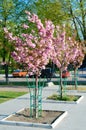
[{"left": 6, "top": 108, "right": 64, "bottom": 124}]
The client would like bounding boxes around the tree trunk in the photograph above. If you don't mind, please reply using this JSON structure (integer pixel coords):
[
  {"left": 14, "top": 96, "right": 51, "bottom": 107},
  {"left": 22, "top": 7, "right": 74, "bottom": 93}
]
[
  {"left": 33, "top": 74, "right": 39, "bottom": 118},
  {"left": 74, "top": 68, "right": 78, "bottom": 89},
  {"left": 59, "top": 69, "right": 63, "bottom": 99},
  {"left": 4, "top": 64, "right": 9, "bottom": 84},
  {"left": 69, "top": 4, "right": 81, "bottom": 41}
]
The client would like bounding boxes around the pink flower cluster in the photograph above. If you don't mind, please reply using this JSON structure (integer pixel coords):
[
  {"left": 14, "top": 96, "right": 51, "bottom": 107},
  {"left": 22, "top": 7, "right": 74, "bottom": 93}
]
[
  {"left": 4, "top": 11, "right": 55, "bottom": 75},
  {"left": 52, "top": 30, "right": 84, "bottom": 71}
]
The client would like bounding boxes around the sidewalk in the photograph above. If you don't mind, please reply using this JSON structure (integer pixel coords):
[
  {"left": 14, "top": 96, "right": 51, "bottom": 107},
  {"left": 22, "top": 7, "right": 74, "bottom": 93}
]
[{"left": 0, "top": 85, "right": 86, "bottom": 130}]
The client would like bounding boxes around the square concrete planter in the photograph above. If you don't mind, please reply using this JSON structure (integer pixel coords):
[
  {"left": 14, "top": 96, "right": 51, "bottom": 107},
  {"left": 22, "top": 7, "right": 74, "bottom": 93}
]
[
  {"left": 0, "top": 108, "right": 68, "bottom": 129},
  {"left": 46, "top": 95, "right": 84, "bottom": 104}
]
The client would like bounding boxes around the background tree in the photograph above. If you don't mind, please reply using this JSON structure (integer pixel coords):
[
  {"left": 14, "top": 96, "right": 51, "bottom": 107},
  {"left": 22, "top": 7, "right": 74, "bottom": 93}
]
[
  {"left": 60, "top": 0, "right": 86, "bottom": 41},
  {"left": 0, "top": 0, "right": 32, "bottom": 83},
  {"left": 0, "top": 0, "right": 14, "bottom": 62},
  {"left": 0, "top": 0, "right": 32, "bottom": 63},
  {"left": 70, "top": 41, "right": 84, "bottom": 89},
  {"left": 30, "top": 0, "right": 68, "bottom": 25}
]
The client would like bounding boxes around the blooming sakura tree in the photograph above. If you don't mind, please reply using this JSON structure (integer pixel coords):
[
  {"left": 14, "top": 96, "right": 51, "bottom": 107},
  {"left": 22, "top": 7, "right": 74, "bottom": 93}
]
[
  {"left": 4, "top": 11, "right": 55, "bottom": 118},
  {"left": 69, "top": 40, "right": 84, "bottom": 89},
  {"left": 51, "top": 26, "right": 83, "bottom": 98}
]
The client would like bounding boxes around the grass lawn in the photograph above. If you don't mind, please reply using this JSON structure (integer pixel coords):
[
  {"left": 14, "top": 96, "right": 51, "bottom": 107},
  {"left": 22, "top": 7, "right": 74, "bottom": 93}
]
[
  {"left": 47, "top": 94, "right": 79, "bottom": 101},
  {"left": 0, "top": 91, "right": 27, "bottom": 104}
]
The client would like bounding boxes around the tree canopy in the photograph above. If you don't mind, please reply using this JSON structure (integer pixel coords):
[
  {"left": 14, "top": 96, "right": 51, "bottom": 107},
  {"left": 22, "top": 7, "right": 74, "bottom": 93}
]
[
  {"left": 30, "top": 0, "right": 68, "bottom": 25},
  {"left": 0, "top": 0, "right": 31, "bottom": 62},
  {"left": 60, "top": 0, "right": 86, "bottom": 42}
]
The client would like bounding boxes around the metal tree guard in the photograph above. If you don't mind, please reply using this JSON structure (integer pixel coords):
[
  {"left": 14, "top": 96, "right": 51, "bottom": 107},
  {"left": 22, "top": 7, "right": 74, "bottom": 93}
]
[
  {"left": 26, "top": 76, "right": 45, "bottom": 117},
  {"left": 57, "top": 77, "right": 67, "bottom": 95},
  {"left": 71, "top": 69, "right": 78, "bottom": 89}
]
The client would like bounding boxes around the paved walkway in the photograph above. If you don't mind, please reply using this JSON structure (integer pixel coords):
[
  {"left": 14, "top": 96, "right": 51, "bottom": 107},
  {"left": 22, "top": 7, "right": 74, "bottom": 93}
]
[{"left": 0, "top": 85, "right": 86, "bottom": 130}]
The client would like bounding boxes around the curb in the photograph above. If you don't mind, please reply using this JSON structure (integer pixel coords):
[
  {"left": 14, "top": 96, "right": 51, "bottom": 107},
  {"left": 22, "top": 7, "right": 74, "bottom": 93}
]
[
  {"left": 44, "top": 96, "right": 84, "bottom": 104},
  {"left": 0, "top": 111, "right": 68, "bottom": 129}
]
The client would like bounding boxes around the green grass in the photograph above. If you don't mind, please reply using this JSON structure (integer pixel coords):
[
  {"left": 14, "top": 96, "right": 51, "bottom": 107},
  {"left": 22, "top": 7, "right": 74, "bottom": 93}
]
[
  {"left": 0, "top": 91, "right": 27, "bottom": 103},
  {"left": 47, "top": 94, "right": 80, "bottom": 101}
]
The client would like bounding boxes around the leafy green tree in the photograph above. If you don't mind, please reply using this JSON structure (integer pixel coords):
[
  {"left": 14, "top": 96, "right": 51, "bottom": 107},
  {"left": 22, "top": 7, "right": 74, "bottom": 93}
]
[
  {"left": 60, "top": 0, "right": 86, "bottom": 42},
  {"left": 30, "top": 0, "right": 68, "bottom": 25},
  {"left": 0, "top": 0, "right": 32, "bottom": 62},
  {"left": 0, "top": 0, "right": 32, "bottom": 83},
  {"left": 0, "top": 0, "right": 13, "bottom": 62}
]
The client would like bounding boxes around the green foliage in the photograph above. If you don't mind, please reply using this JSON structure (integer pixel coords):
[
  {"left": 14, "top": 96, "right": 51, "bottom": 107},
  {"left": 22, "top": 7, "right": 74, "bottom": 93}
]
[
  {"left": 60, "top": 0, "right": 86, "bottom": 41},
  {"left": 0, "top": 91, "right": 27, "bottom": 103},
  {"left": 47, "top": 94, "right": 79, "bottom": 101},
  {"left": 31, "top": 0, "right": 68, "bottom": 25},
  {"left": 0, "top": 0, "right": 32, "bottom": 62}
]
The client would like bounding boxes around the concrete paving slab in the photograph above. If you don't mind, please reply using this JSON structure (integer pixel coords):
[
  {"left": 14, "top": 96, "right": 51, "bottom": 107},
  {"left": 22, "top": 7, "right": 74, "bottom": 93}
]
[{"left": 0, "top": 85, "right": 86, "bottom": 130}]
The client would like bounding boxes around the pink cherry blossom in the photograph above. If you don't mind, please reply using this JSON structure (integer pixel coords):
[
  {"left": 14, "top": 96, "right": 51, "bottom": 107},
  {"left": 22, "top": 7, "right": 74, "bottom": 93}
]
[{"left": 22, "top": 24, "right": 29, "bottom": 29}]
